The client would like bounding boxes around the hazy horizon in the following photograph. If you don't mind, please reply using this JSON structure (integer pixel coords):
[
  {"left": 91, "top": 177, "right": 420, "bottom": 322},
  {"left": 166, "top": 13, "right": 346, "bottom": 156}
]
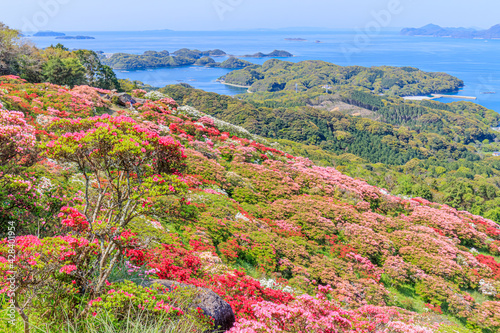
[{"left": 1, "top": 0, "right": 499, "bottom": 33}]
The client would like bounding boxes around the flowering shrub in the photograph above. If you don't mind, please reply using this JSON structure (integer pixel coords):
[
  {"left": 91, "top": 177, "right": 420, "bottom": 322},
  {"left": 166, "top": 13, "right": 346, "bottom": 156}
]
[
  {"left": 144, "top": 91, "right": 168, "bottom": 101},
  {"left": 187, "top": 270, "right": 295, "bottom": 320},
  {"left": 0, "top": 108, "right": 36, "bottom": 165},
  {"left": 477, "top": 254, "right": 500, "bottom": 280},
  {"left": 87, "top": 279, "right": 214, "bottom": 331},
  {"left": 468, "top": 301, "right": 500, "bottom": 332},
  {"left": 0, "top": 235, "right": 98, "bottom": 322},
  {"left": 88, "top": 280, "right": 184, "bottom": 320},
  {"left": 128, "top": 244, "right": 203, "bottom": 282},
  {"left": 229, "top": 286, "right": 432, "bottom": 333},
  {"left": 132, "top": 89, "right": 147, "bottom": 98},
  {"left": 0, "top": 77, "right": 110, "bottom": 119},
  {"left": 39, "top": 114, "right": 190, "bottom": 310}
]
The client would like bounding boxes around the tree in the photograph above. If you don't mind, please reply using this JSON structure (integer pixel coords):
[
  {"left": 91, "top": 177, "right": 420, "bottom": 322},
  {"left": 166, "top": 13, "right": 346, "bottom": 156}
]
[
  {"left": 75, "top": 50, "right": 119, "bottom": 90},
  {"left": 43, "top": 57, "right": 86, "bottom": 87},
  {"left": 412, "top": 183, "right": 433, "bottom": 201},
  {"left": 43, "top": 114, "right": 187, "bottom": 312},
  {"left": 444, "top": 181, "right": 475, "bottom": 209},
  {"left": 95, "top": 64, "right": 119, "bottom": 90},
  {"left": 0, "top": 23, "right": 43, "bottom": 81},
  {"left": 0, "top": 23, "right": 21, "bottom": 75}
]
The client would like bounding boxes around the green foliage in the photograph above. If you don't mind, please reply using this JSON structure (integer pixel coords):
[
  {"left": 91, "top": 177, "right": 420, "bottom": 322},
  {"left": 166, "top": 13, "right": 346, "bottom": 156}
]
[
  {"left": 0, "top": 305, "right": 208, "bottom": 333},
  {"left": 0, "top": 22, "right": 118, "bottom": 89},
  {"left": 103, "top": 49, "right": 229, "bottom": 71},
  {"left": 105, "top": 51, "right": 194, "bottom": 70},
  {"left": 161, "top": 85, "right": 481, "bottom": 165},
  {"left": 43, "top": 57, "right": 87, "bottom": 87},
  {"left": 221, "top": 59, "right": 464, "bottom": 96},
  {"left": 0, "top": 23, "right": 43, "bottom": 81},
  {"left": 218, "top": 57, "right": 254, "bottom": 69},
  {"left": 75, "top": 50, "right": 120, "bottom": 90}
]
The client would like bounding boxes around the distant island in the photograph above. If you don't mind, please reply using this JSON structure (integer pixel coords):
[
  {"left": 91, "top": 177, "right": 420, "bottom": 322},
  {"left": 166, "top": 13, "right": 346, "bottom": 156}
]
[
  {"left": 242, "top": 50, "right": 293, "bottom": 58},
  {"left": 33, "top": 31, "right": 65, "bottom": 37},
  {"left": 172, "top": 48, "right": 227, "bottom": 58},
  {"left": 401, "top": 23, "right": 500, "bottom": 39},
  {"left": 102, "top": 49, "right": 290, "bottom": 70},
  {"left": 285, "top": 38, "right": 306, "bottom": 41},
  {"left": 56, "top": 36, "right": 95, "bottom": 40},
  {"left": 217, "top": 57, "right": 254, "bottom": 68}
]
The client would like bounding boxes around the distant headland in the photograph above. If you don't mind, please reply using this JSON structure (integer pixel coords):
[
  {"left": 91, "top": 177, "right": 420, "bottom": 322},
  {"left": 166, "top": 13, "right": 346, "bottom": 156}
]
[
  {"left": 401, "top": 24, "right": 500, "bottom": 39},
  {"left": 27, "top": 31, "right": 95, "bottom": 39},
  {"left": 33, "top": 31, "right": 66, "bottom": 37}
]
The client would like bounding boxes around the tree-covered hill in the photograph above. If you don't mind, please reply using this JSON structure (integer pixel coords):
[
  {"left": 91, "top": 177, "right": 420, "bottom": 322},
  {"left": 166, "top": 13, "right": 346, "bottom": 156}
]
[
  {"left": 162, "top": 85, "right": 498, "bottom": 164},
  {"left": 220, "top": 59, "right": 464, "bottom": 96}
]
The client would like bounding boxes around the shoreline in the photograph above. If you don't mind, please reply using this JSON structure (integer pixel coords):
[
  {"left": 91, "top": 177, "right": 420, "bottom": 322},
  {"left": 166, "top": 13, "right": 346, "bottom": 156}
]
[
  {"left": 402, "top": 96, "right": 433, "bottom": 101},
  {"left": 217, "top": 80, "right": 252, "bottom": 90},
  {"left": 403, "top": 94, "right": 477, "bottom": 101}
]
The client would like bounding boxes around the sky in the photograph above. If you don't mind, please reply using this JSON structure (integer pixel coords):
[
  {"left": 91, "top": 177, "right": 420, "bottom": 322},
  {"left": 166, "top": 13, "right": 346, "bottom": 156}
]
[{"left": 1, "top": 0, "right": 499, "bottom": 32}]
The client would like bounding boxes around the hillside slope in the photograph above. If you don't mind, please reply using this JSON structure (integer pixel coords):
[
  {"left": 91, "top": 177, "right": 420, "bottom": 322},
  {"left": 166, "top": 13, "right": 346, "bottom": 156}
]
[
  {"left": 162, "top": 84, "right": 500, "bottom": 226},
  {"left": 1, "top": 76, "right": 500, "bottom": 332}
]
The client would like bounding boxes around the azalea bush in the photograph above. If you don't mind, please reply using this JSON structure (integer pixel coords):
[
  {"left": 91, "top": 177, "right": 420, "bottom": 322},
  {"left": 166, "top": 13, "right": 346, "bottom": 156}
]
[
  {"left": 229, "top": 286, "right": 432, "bottom": 333},
  {"left": 0, "top": 235, "right": 98, "bottom": 328},
  {"left": 87, "top": 280, "right": 212, "bottom": 331},
  {"left": 0, "top": 106, "right": 36, "bottom": 165},
  {"left": 42, "top": 113, "right": 188, "bottom": 298}
]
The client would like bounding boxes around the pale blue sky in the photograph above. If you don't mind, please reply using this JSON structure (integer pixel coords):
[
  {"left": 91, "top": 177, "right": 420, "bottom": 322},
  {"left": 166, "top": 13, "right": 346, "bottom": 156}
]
[{"left": 2, "top": 0, "right": 499, "bottom": 32}]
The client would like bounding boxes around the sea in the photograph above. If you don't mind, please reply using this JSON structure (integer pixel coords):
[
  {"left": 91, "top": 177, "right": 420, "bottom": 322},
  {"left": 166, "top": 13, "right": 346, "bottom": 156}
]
[{"left": 25, "top": 30, "right": 500, "bottom": 113}]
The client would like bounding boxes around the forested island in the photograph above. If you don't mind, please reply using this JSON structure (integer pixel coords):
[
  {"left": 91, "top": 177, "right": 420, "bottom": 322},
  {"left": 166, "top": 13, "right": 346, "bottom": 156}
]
[
  {"left": 242, "top": 50, "right": 293, "bottom": 57},
  {"left": 220, "top": 59, "right": 464, "bottom": 96},
  {"left": 401, "top": 23, "right": 500, "bottom": 39},
  {"left": 102, "top": 49, "right": 292, "bottom": 70}
]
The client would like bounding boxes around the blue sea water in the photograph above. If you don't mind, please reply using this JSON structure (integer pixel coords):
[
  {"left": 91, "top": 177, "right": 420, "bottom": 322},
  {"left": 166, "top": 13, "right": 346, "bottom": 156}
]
[{"left": 26, "top": 30, "right": 500, "bottom": 113}]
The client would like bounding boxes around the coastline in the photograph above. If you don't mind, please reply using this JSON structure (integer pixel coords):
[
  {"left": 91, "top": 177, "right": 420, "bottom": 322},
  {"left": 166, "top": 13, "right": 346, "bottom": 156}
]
[
  {"left": 217, "top": 80, "right": 252, "bottom": 90},
  {"left": 403, "top": 94, "right": 477, "bottom": 101},
  {"left": 403, "top": 96, "right": 433, "bottom": 101}
]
